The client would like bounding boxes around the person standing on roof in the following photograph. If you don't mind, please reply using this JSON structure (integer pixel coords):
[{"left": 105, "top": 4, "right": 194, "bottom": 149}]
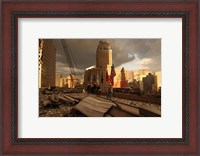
[{"left": 107, "top": 83, "right": 113, "bottom": 100}]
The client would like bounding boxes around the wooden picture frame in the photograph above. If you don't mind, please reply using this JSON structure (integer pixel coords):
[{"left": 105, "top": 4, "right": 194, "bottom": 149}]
[{"left": 1, "top": 0, "right": 199, "bottom": 155}]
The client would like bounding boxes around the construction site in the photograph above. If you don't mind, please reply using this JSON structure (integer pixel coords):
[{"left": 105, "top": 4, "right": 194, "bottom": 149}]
[{"left": 38, "top": 39, "right": 161, "bottom": 117}]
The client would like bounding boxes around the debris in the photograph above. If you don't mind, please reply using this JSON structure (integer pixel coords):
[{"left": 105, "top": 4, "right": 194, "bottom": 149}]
[
  {"left": 39, "top": 88, "right": 161, "bottom": 117},
  {"left": 106, "top": 107, "right": 135, "bottom": 117},
  {"left": 62, "top": 95, "right": 79, "bottom": 104},
  {"left": 56, "top": 95, "right": 71, "bottom": 103},
  {"left": 42, "top": 100, "right": 52, "bottom": 106},
  {"left": 74, "top": 96, "right": 114, "bottom": 117}
]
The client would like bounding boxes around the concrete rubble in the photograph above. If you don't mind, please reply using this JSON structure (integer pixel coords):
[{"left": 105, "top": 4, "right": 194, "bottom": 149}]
[
  {"left": 39, "top": 88, "right": 87, "bottom": 117},
  {"left": 39, "top": 88, "right": 161, "bottom": 117}
]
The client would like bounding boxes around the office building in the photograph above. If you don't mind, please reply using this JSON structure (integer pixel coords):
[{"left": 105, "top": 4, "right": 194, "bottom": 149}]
[{"left": 39, "top": 39, "right": 56, "bottom": 88}]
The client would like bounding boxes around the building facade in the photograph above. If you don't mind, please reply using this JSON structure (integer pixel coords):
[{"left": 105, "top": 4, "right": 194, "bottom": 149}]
[
  {"left": 155, "top": 71, "right": 161, "bottom": 91},
  {"left": 84, "top": 41, "right": 134, "bottom": 91},
  {"left": 136, "top": 69, "right": 154, "bottom": 81},
  {"left": 142, "top": 73, "right": 155, "bottom": 93},
  {"left": 57, "top": 74, "right": 80, "bottom": 88},
  {"left": 125, "top": 70, "right": 134, "bottom": 83},
  {"left": 55, "top": 72, "right": 62, "bottom": 87},
  {"left": 138, "top": 71, "right": 162, "bottom": 94},
  {"left": 96, "top": 41, "right": 112, "bottom": 70},
  {"left": 39, "top": 39, "right": 56, "bottom": 88}
]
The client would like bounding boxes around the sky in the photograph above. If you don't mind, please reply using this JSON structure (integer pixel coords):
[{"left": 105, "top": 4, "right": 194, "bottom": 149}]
[{"left": 53, "top": 39, "right": 161, "bottom": 78}]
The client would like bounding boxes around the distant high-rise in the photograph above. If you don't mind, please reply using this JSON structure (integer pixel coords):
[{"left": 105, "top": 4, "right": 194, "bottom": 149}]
[
  {"left": 136, "top": 69, "right": 153, "bottom": 81},
  {"left": 39, "top": 39, "right": 56, "bottom": 88},
  {"left": 155, "top": 71, "right": 161, "bottom": 91},
  {"left": 84, "top": 41, "right": 134, "bottom": 91},
  {"left": 59, "top": 75, "right": 80, "bottom": 88},
  {"left": 143, "top": 73, "right": 155, "bottom": 92},
  {"left": 120, "top": 67, "right": 128, "bottom": 88},
  {"left": 125, "top": 70, "right": 134, "bottom": 82},
  {"left": 96, "top": 41, "right": 112, "bottom": 70},
  {"left": 55, "top": 72, "right": 62, "bottom": 87}
]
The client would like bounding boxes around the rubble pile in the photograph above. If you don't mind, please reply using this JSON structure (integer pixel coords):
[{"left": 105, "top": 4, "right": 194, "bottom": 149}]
[
  {"left": 64, "top": 93, "right": 88, "bottom": 101},
  {"left": 39, "top": 87, "right": 161, "bottom": 117},
  {"left": 39, "top": 88, "right": 86, "bottom": 117}
]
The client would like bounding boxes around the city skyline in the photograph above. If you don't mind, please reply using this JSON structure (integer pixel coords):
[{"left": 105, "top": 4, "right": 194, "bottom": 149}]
[{"left": 53, "top": 39, "right": 161, "bottom": 77}]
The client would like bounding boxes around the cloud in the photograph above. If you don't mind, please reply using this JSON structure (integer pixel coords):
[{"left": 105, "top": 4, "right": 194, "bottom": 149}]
[
  {"left": 140, "top": 58, "right": 153, "bottom": 65},
  {"left": 128, "top": 52, "right": 134, "bottom": 59},
  {"left": 139, "top": 56, "right": 161, "bottom": 72},
  {"left": 53, "top": 39, "right": 161, "bottom": 76},
  {"left": 107, "top": 40, "right": 135, "bottom": 66}
]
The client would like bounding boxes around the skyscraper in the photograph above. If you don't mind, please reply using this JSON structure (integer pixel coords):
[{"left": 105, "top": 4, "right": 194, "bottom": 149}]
[
  {"left": 155, "top": 71, "right": 161, "bottom": 91},
  {"left": 96, "top": 41, "right": 112, "bottom": 70},
  {"left": 39, "top": 39, "right": 56, "bottom": 88},
  {"left": 55, "top": 72, "right": 62, "bottom": 87},
  {"left": 136, "top": 69, "right": 153, "bottom": 81},
  {"left": 125, "top": 70, "right": 134, "bottom": 82},
  {"left": 143, "top": 73, "right": 155, "bottom": 93},
  {"left": 84, "top": 41, "right": 134, "bottom": 91}
]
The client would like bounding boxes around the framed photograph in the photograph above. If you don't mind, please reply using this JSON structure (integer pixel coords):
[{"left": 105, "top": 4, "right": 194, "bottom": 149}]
[
  {"left": 1, "top": 0, "right": 199, "bottom": 155},
  {"left": 39, "top": 38, "right": 161, "bottom": 118}
]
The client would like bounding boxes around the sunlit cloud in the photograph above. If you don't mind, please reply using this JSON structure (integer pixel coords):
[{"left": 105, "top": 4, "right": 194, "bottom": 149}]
[
  {"left": 140, "top": 58, "right": 153, "bottom": 65},
  {"left": 54, "top": 39, "right": 161, "bottom": 76}
]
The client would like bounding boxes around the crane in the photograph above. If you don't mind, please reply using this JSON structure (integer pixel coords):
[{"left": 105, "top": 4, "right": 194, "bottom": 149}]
[
  {"left": 61, "top": 39, "right": 78, "bottom": 88},
  {"left": 60, "top": 39, "right": 76, "bottom": 76},
  {"left": 60, "top": 39, "right": 83, "bottom": 88}
]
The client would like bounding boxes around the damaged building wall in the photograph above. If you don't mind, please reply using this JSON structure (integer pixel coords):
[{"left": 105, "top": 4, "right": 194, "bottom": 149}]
[{"left": 39, "top": 39, "right": 56, "bottom": 88}]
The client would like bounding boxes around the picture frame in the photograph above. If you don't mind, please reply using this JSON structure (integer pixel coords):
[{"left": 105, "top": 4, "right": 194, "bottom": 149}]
[{"left": 1, "top": 0, "right": 199, "bottom": 155}]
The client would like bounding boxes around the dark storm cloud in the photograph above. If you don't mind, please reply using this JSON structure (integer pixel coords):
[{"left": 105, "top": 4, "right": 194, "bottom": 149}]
[
  {"left": 107, "top": 40, "right": 135, "bottom": 66},
  {"left": 53, "top": 39, "right": 161, "bottom": 76},
  {"left": 109, "top": 39, "right": 161, "bottom": 59},
  {"left": 54, "top": 39, "right": 97, "bottom": 70}
]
